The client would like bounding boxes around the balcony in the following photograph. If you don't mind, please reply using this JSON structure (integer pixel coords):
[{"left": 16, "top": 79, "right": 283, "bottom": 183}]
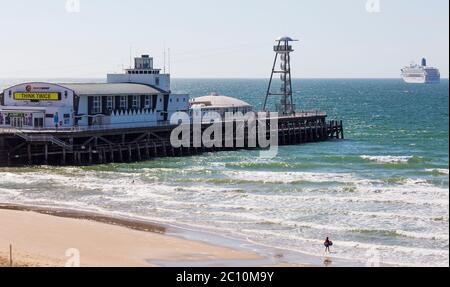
[{"left": 274, "top": 45, "right": 293, "bottom": 52}]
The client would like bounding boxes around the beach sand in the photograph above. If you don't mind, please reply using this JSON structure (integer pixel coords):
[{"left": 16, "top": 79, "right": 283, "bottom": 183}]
[{"left": 0, "top": 204, "right": 263, "bottom": 267}]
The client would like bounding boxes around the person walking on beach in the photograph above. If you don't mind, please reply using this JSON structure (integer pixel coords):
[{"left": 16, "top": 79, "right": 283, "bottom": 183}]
[{"left": 324, "top": 237, "right": 333, "bottom": 253}]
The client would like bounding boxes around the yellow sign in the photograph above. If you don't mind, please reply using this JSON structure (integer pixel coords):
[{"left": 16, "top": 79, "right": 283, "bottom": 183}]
[{"left": 14, "top": 92, "right": 60, "bottom": 101}]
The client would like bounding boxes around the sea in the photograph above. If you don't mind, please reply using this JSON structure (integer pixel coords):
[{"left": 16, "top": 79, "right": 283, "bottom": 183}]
[{"left": 0, "top": 78, "right": 449, "bottom": 267}]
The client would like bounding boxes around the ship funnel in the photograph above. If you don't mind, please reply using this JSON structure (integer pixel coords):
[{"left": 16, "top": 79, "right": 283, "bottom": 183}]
[{"left": 421, "top": 58, "right": 427, "bottom": 67}]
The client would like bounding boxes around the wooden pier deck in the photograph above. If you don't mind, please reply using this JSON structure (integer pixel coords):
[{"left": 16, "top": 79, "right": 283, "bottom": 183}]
[{"left": 0, "top": 112, "right": 344, "bottom": 167}]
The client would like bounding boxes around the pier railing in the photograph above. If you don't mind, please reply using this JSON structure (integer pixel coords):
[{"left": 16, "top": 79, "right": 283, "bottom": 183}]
[
  {"left": 0, "top": 111, "right": 327, "bottom": 134},
  {"left": 10, "top": 128, "right": 73, "bottom": 150}
]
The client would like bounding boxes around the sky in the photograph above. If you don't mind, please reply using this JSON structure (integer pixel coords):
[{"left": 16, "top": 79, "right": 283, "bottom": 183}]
[{"left": 0, "top": 0, "right": 448, "bottom": 78}]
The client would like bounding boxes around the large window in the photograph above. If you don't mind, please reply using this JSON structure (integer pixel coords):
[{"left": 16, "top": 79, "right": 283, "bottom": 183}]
[
  {"left": 120, "top": 96, "right": 128, "bottom": 110},
  {"left": 106, "top": 96, "right": 114, "bottom": 111},
  {"left": 144, "top": 95, "right": 151, "bottom": 109},
  {"left": 92, "top": 96, "right": 101, "bottom": 114},
  {"left": 132, "top": 95, "right": 140, "bottom": 110}
]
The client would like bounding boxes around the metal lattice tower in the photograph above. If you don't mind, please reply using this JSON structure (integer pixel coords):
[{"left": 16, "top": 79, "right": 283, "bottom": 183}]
[{"left": 263, "top": 36, "right": 298, "bottom": 115}]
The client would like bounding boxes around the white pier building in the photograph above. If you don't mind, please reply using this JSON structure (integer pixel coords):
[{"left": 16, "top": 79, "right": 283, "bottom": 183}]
[{"left": 0, "top": 55, "right": 189, "bottom": 130}]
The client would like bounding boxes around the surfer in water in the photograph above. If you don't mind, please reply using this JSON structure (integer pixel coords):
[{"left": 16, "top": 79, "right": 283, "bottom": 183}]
[{"left": 324, "top": 237, "right": 333, "bottom": 253}]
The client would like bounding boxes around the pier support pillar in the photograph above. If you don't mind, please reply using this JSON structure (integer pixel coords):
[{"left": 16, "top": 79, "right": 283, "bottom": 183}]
[
  {"left": 128, "top": 145, "right": 132, "bottom": 162},
  {"left": 119, "top": 145, "right": 124, "bottom": 162},
  {"left": 110, "top": 146, "right": 115, "bottom": 163},
  {"left": 44, "top": 144, "right": 48, "bottom": 165},
  {"left": 145, "top": 143, "right": 150, "bottom": 159},
  {"left": 62, "top": 148, "right": 66, "bottom": 165},
  {"left": 136, "top": 144, "right": 142, "bottom": 161},
  {"left": 27, "top": 144, "right": 32, "bottom": 165},
  {"left": 88, "top": 145, "right": 93, "bottom": 164}
]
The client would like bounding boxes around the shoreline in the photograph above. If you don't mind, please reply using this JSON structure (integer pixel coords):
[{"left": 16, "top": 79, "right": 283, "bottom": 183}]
[
  {"left": 0, "top": 203, "right": 266, "bottom": 267},
  {"left": 0, "top": 202, "right": 363, "bottom": 267}
]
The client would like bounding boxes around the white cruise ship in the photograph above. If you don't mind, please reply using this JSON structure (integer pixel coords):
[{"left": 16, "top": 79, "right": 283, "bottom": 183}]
[{"left": 401, "top": 58, "right": 440, "bottom": 84}]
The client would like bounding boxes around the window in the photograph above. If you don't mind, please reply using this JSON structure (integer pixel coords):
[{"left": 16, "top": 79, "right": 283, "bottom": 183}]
[
  {"left": 144, "top": 95, "right": 151, "bottom": 108},
  {"left": 132, "top": 95, "right": 140, "bottom": 110},
  {"left": 92, "top": 96, "right": 101, "bottom": 114},
  {"left": 106, "top": 96, "right": 114, "bottom": 111},
  {"left": 155, "top": 77, "right": 160, "bottom": 86},
  {"left": 120, "top": 96, "right": 128, "bottom": 110}
]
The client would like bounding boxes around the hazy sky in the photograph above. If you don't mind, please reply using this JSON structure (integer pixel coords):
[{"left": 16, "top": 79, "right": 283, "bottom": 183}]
[{"left": 0, "top": 0, "right": 448, "bottom": 78}]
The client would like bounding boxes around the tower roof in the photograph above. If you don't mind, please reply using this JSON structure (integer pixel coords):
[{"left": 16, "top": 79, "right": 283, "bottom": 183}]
[
  {"left": 276, "top": 36, "right": 298, "bottom": 42},
  {"left": 191, "top": 94, "right": 252, "bottom": 108}
]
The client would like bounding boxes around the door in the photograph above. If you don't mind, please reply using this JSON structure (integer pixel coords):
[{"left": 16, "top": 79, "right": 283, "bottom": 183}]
[{"left": 34, "top": 118, "right": 44, "bottom": 128}]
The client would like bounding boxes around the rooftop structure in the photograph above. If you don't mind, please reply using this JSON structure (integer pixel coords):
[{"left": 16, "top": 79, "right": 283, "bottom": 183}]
[
  {"left": 108, "top": 55, "right": 170, "bottom": 92},
  {"left": 191, "top": 93, "right": 252, "bottom": 109},
  {"left": 190, "top": 93, "right": 253, "bottom": 122}
]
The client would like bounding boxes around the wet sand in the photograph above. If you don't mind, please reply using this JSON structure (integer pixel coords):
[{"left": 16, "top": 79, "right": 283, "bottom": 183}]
[{"left": 0, "top": 203, "right": 264, "bottom": 267}]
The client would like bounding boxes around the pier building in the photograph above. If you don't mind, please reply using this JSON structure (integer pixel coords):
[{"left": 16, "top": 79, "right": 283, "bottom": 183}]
[{"left": 0, "top": 55, "right": 189, "bottom": 130}]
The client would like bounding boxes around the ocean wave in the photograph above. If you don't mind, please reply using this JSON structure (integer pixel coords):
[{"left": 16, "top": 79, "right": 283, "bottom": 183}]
[
  {"left": 425, "top": 168, "right": 449, "bottom": 176},
  {"left": 394, "top": 230, "right": 449, "bottom": 241},
  {"left": 222, "top": 170, "right": 359, "bottom": 184},
  {"left": 348, "top": 211, "right": 449, "bottom": 222},
  {"left": 383, "top": 177, "right": 431, "bottom": 185},
  {"left": 360, "top": 155, "right": 421, "bottom": 164},
  {"left": 241, "top": 229, "right": 449, "bottom": 267},
  {"left": 349, "top": 228, "right": 449, "bottom": 241},
  {"left": 196, "top": 210, "right": 449, "bottom": 242}
]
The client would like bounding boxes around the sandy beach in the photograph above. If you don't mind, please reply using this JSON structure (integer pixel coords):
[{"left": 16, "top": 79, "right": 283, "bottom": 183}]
[{"left": 0, "top": 204, "right": 263, "bottom": 267}]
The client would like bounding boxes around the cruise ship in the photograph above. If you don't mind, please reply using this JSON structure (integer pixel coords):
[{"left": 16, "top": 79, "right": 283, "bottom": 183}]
[{"left": 401, "top": 58, "right": 440, "bottom": 84}]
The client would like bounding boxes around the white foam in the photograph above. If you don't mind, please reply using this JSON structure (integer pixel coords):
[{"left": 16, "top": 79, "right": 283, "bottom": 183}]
[
  {"left": 395, "top": 230, "right": 449, "bottom": 241},
  {"left": 425, "top": 168, "right": 449, "bottom": 176},
  {"left": 240, "top": 229, "right": 449, "bottom": 267},
  {"left": 360, "top": 155, "right": 414, "bottom": 164},
  {"left": 222, "top": 170, "right": 359, "bottom": 184}
]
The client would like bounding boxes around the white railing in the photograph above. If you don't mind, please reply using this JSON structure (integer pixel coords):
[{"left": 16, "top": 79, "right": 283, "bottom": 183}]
[{"left": 0, "top": 111, "right": 327, "bottom": 134}]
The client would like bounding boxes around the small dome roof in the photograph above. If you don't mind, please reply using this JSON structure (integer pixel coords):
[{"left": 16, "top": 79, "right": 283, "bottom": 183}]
[
  {"left": 276, "top": 36, "right": 298, "bottom": 42},
  {"left": 191, "top": 94, "right": 252, "bottom": 108}
]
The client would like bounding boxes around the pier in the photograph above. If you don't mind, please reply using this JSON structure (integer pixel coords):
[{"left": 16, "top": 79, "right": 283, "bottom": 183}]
[
  {"left": 0, "top": 112, "right": 343, "bottom": 166},
  {"left": 0, "top": 38, "right": 345, "bottom": 167}
]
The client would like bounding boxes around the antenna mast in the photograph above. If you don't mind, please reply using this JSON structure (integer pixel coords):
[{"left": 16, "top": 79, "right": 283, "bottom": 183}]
[
  {"left": 263, "top": 36, "right": 298, "bottom": 116},
  {"left": 163, "top": 43, "right": 166, "bottom": 74},
  {"left": 168, "top": 48, "right": 171, "bottom": 74},
  {"left": 129, "top": 46, "right": 132, "bottom": 69}
]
